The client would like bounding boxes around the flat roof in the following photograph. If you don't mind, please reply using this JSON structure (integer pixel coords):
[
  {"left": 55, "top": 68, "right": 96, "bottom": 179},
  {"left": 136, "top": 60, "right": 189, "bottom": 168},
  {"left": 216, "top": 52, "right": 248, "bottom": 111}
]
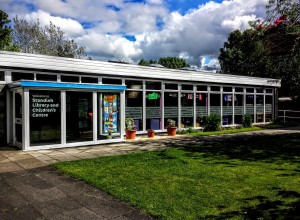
[{"left": 0, "top": 51, "right": 281, "bottom": 87}]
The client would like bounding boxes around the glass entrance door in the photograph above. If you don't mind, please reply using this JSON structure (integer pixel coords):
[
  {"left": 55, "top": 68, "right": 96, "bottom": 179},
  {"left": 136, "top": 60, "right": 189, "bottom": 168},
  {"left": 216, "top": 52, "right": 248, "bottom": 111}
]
[{"left": 14, "top": 91, "right": 22, "bottom": 147}]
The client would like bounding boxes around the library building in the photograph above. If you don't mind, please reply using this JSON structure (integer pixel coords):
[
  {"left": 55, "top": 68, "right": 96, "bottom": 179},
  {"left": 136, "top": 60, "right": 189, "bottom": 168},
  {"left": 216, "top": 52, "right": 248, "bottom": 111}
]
[{"left": 0, "top": 51, "right": 281, "bottom": 150}]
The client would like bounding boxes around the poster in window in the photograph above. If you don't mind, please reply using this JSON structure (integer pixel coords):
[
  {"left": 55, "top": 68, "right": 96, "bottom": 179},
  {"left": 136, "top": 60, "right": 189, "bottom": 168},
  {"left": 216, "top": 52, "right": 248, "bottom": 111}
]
[{"left": 103, "top": 94, "right": 118, "bottom": 134}]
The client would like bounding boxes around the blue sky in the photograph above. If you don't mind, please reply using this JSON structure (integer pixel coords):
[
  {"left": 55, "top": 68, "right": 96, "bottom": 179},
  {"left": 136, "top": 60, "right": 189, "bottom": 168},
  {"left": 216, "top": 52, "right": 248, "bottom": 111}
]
[{"left": 1, "top": 0, "right": 268, "bottom": 70}]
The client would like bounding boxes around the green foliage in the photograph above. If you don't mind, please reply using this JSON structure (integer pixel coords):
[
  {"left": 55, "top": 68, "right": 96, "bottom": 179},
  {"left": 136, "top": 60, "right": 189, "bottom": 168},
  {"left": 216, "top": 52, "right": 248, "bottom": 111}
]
[
  {"left": 242, "top": 114, "right": 253, "bottom": 128},
  {"left": 166, "top": 119, "right": 176, "bottom": 128},
  {"left": 204, "top": 114, "right": 221, "bottom": 131},
  {"left": 125, "top": 117, "right": 135, "bottom": 130},
  {"left": 219, "top": 0, "right": 300, "bottom": 100},
  {"left": 0, "top": 10, "right": 18, "bottom": 51},
  {"left": 138, "top": 57, "right": 189, "bottom": 69},
  {"left": 12, "top": 17, "right": 86, "bottom": 58}
]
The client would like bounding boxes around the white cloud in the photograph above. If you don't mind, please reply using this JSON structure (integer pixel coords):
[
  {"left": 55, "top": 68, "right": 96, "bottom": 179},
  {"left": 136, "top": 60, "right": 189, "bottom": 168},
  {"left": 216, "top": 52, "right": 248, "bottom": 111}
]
[
  {"left": 22, "top": 10, "right": 85, "bottom": 37},
  {"left": 4, "top": 0, "right": 270, "bottom": 66}
]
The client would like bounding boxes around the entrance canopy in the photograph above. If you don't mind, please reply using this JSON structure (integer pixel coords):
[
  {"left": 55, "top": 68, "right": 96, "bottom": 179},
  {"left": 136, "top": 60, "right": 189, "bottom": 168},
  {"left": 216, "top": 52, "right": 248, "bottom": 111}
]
[{"left": 8, "top": 80, "right": 127, "bottom": 91}]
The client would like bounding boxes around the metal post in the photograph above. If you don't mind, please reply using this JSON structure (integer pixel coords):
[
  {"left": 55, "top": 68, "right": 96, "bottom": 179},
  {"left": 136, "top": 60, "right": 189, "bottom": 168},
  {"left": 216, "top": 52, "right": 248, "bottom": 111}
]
[{"left": 284, "top": 110, "right": 286, "bottom": 124}]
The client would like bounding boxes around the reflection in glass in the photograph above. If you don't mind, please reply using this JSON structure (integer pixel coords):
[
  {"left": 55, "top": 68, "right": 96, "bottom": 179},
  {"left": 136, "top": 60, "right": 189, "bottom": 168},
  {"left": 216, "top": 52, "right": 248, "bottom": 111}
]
[
  {"left": 146, "top": 91, "right": 161, "bottom": 130},
  {"left": 30, "top": 90, "right": 61, "bottom": 145},
  {"left": 181, "top": 93, "right": 193, "bottom": 128},
  {"left": 164, "top": 92, "right": 178, "bottom": 129},
  {"left": 196, "top": 93, "right": 207, "bottom": 127},
  {"left": 66, "top": 92, "right": 93, "bottom": 143},
  {"left": 125, "top": 91, "right": 143, "bottom": 131}
]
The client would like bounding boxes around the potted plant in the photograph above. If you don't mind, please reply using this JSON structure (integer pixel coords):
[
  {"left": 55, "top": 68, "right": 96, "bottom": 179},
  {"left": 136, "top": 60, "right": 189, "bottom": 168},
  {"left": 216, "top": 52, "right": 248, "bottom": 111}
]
[
  {"left": 125, "top": 117, "right": 136, "bottom": 139},
  {"left": 147, "top": 129, "right": 155, "bottom": 138},
  {"left": 166, "top": 119, "right": 177, "bottom": 136}
]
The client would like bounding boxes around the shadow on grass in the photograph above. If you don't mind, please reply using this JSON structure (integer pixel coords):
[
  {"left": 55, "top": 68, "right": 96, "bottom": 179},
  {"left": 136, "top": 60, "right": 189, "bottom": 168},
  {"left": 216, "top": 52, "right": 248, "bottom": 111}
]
[
  {"left": 203, "top": 190, "right": 300, "bottom": 220},
  {"left": 162, "top": 133, "right": 300, "bottom": 163}
]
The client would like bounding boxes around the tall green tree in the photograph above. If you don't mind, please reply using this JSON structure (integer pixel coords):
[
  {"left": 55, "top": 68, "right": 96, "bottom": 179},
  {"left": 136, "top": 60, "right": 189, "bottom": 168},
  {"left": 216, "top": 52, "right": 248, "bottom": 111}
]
[
  {"left": 138, "top": 57, "right": 189, "bottom": 69},
  {"left": 218, "top": 0, "right": 300, "bottom": 99},
  {"left": 0, "top": 10, "right": 18, "bottom": 51},
  {"left": 12, "top": 17, "right": 86, "bottom": 59}
]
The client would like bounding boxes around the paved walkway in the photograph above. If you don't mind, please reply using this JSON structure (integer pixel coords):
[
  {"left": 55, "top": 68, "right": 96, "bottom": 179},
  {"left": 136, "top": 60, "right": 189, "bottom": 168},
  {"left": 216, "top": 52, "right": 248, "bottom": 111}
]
[{"left": 1, "top": 126, "right": 299, "bottom": 219}]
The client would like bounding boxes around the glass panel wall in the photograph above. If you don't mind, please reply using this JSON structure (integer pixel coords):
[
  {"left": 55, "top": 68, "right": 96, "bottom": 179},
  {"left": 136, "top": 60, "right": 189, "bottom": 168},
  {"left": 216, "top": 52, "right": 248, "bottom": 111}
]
[
  {"left": 265, "top": 95, "right": 273, "bottom": 122},
  {"left": 66, "top": 92, "right": 93, "bottom": 143},
  {"left": 125, "top": 90, "right": 143, "bottom": 131},
  {"left": 234, "top": 94, "right": 244, "bottom": 124},
  {"left": 256, "top": 95, "right": 264, "bottom": 123},
  {"left": 99, "top": 93, "right": 121, "bottom": 139},
  {"left": 196, "top": 93, "right": 207, "bottom": 127},
  {"left": 146, "top": 91, "right": 162, "bottom": 130},
  {"left": 181, "top": 93, "right": 193, "bottom": 128},
  {"left": 164, "top": 92, "right": 178, "bottom": 129},
  {"left": 210, "top": 93, "right": 221, "bottom": 115},
  {"left": 30, "top": 90, "right": 61, "bottom": 145},
  {"left": 246, "top": 95, "right": 254, "bottom": 122},
  {"left": 223, "top": 94, "right": 233, "bottom": 125}
]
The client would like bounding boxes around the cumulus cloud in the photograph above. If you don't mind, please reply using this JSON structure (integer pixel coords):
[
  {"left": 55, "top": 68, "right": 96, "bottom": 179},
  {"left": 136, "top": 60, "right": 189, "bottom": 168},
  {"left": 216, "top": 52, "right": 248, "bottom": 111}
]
[
  {"left": 22, "top": 10, "right": 85, "bottom": 37},
  {"left": 3, "top": 0, "right": 270, "bottom": 68}
]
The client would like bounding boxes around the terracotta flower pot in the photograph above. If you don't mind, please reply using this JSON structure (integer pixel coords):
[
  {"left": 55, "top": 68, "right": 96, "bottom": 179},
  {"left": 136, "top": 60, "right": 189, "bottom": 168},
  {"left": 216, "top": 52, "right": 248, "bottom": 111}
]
[
  {"left": 147, "top": 130, "right": 155, "bottom": 138},
  {"left": 125, "top": 130, "right": 136, "bottom": 139},
  {"left": 167, "top": 127, "right": 177, "bottom": 136}
]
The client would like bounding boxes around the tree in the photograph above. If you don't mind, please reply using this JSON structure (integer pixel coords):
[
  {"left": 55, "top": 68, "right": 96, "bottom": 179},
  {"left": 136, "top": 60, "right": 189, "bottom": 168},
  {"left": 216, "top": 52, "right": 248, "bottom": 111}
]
[
  {"left": 218, "top": 0, "right": 300, "bottom": 100},
  {"left": 12, "top": 17, "right": 86, "bottom": 59},
  {"left": 138, "top": 57, "right": 189, "bottom": 69},
  {"left": 0, "top": 10, "right": 18, "bottom": 51}
]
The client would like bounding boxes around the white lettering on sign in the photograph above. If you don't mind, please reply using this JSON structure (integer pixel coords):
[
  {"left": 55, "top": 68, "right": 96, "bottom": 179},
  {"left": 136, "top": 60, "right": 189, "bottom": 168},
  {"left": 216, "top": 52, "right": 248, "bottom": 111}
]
[{"left": 31, "top": 94, "right": 60, "bottom": 118}]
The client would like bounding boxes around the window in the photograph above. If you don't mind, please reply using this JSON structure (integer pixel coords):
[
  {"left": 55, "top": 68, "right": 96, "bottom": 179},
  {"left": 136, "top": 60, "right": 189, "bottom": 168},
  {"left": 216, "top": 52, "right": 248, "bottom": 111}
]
[
  {"left": 182, "top": 84, "right": 193, "bottom": 91},
  {"left": 197, "top": 85, "right": 207, "bottom": 91},
  {"left": 102, "top": 78, "right": 122, "bottom": 85},
  {"left": 223, "top": 87, "right": 232, "bottom": 92},
  {"left": 0, "top": 71, "right": 4, "bottom": 81},
  {"left": 246, "top": 88, "right": 254, "bottom": 93},
  {"left": 61, "top": 75, "right": 79, "bottom": 83},
  {"left": 81, "top": 77, "right": 98, "bottom": 84},
  {"left": 146, "top": 81, "right": 161, "bottom": 90},
  {"left": 235, "top": 87, "right": 243, "bottom": 93},
  {"left": 30, "top": 90, "right": 61, "bottom": 146},
  {"left": 165, "top": 83, "right": 178, "bottom": 90},
  {"left": 211, "top": 86, "right": 220, "bottom": 91},
  {"left": 36, "top": 74, "right": 57, "bottom": 81},
  {"left": 66, "top": 92, "right": 93, "bottom": 143},
  {"left": 12, "top": 72, "right": 34, "bottom": 81},
  {"left": 126, "top": 80, "right": 143, "bottom": 89}
]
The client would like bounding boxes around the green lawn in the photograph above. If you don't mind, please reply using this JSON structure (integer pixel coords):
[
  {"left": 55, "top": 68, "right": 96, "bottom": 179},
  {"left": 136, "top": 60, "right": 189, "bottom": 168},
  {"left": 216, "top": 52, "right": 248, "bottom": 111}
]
[{"left": 53, "top": 132, "right": 300, "bottom": 219}]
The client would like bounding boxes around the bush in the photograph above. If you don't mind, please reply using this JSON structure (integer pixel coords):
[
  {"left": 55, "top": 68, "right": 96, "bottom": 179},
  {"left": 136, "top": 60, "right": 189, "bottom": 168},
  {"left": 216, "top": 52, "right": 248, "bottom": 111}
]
[
  {"left": 242, "top": 114, "right": 252, "bottom": 128},
  {"left": 204, "top": 114, "right": 221, "bottom": 131}
]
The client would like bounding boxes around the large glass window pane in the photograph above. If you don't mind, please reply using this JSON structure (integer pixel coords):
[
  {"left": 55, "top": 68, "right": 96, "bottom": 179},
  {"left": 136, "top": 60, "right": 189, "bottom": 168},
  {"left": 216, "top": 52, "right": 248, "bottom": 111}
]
[
  {"left": 81, "top": 77, "right": 98, "bottom": 84},
  {"left": 99, "top": 93, "right": 121, "bottom": 140},
  {"left": 210, "top": 94, "right": 221, "bottom": 115},
  {"left": 164, "top": 92, "right": 178, "bottom": 129},
  {"left": 196, "top": 93, "right": 207, "bottom": 127},
  {"left": 165, "top": 83, "right": 178, "bottom": 90},
  {"left": 146, "top": 91, "right": 161, "bottom": 130},
  {"left": 234, "top": 94, "right": 244, "bottom": 124},
  {"left": 102, "top": 78, "right": 122, "bottom": 85},
  {"left": 181, "top": 93, "right": 194, "bottom": 128},
  {"left": 246, "top": 95, "right": 254, "bottom": 122},
  {"left": 66, "top": 92, "right": 93, "bottom": 143},
  {"left": 223, "top": 94, "right": 233, "bottom": 125},
  {"left": 125, "top": 91, "right": 143, "bottom": 131},
  {"left": 30, "top": 90, "right": 61, "bottom": 145},
  {"left": 265, "top": 96, "right": 273, "bottom": 122},
  {"left": 256, "top": 95, "right": 264, "bottom": 123}
]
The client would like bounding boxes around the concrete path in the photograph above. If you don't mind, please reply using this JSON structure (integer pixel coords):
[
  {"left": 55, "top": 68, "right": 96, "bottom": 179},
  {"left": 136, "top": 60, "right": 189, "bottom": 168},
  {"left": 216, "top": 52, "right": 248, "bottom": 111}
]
[
  {"left": 1, "top": 125, "right": 299, "bottom": 219},
  {"left": 0, "top": 147, "right": 152, "bottom": 220}
]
